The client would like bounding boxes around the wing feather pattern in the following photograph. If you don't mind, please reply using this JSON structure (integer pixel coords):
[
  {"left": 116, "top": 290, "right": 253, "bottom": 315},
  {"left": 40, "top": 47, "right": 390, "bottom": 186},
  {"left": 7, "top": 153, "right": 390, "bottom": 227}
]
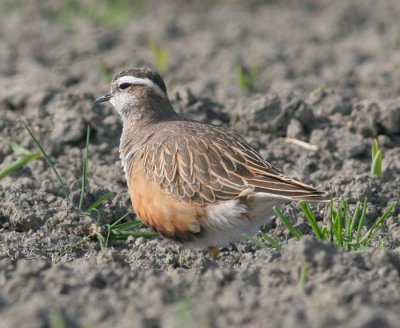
[{"left": 137, "top": 121, "right": 328, "bottom": 205}]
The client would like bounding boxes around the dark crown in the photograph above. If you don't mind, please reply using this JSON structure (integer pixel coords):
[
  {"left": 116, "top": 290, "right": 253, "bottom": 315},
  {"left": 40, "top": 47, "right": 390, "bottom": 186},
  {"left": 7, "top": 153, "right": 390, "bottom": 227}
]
[{"left": 113, "top": 67, "right": 167, "bottom": 94}]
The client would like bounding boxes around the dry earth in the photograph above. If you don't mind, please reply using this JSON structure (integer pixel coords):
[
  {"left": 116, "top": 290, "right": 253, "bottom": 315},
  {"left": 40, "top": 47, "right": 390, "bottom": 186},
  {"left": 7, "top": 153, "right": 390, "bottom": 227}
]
[{"left": 1, "top": 1, "right": 400, "bottom": 327}]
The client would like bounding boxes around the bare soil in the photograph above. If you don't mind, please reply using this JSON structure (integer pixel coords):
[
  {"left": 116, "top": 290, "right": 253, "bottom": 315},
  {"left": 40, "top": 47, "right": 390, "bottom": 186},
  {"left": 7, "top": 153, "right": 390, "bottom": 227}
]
[{"left": 1, "top": 1, "right": 400, "bottom": 327}]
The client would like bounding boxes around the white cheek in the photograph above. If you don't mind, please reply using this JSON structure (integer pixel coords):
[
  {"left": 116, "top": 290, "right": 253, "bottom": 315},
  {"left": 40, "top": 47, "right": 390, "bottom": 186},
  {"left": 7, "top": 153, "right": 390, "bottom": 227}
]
[{"left": 111, "top": 94, "right": 136, "bottom": 116}]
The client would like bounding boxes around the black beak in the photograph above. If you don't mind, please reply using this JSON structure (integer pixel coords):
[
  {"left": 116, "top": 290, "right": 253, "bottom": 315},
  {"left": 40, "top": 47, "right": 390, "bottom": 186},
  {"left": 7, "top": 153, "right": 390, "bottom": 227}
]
[{"left": 94, "top": 94, "right": 112, "bottom": 103}]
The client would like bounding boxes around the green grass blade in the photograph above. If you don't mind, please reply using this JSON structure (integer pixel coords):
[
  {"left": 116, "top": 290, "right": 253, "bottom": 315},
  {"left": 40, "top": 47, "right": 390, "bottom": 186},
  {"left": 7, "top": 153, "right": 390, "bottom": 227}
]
[
  {"left": 356, "top": 197, "right": 368, "bottom": 242},
  {"left": 378, "top": 228, "right": 394, "bottom": 249},
  {"left": 371, "top": 150, "right": 383, "bottom": 178},
  {"left": 91, "top": 208, "right": 101, "bottom": 223},
  {"left": 110, "top": 210, "right": 134, "bottom": 228},
  {"left": 48, "top": 310, "right": 66, "bottom": 328},
  {"left": 235, "top": 65, "right": 258, "bottom": 92},
  {"left": 343, "top": 201, "right": 351, "bottom": 237},
  {"left": 259, "top": 231, "right": 283, "bottom": 251},
  {"left": 86, "top": 191, "right": 114, "bottom": 214},
  {"left": 371, "top": 139, "right": 378, "bottom": 158},
  {"left": 96, "top": 231, "right": 108, "bottom": 250},
  {"left": 334, "top": 203, "right": 343, "bottom": 246},
  {"left": 299, "top": 202, "right": 324, "bottom": 240},
  {"left": 299, "top": 263, "right": 309, "bottom": 286},
  {"left": 111, "top": 220, "right": 142, "bottom": 231},
  {"left": 98, "top": 62, "right": 112, "bottom": 83},
  {"left": 78, "top": 125, "right": 90, "bottom": 210},
  {"left": 0, "top": 152, "right": 41, "bottom": 180},
  {"left": 273, "top": 206, "right": 302, "bottom": 240},
  {"left": 245, "top": 234, "right": 269, "bottom": 250},
  {"left": 250, "top": 66, "right": 259, "bottom": 82},
  {"left": 328, "top": 196, "right": 335, "bottom": 242},
  {"left": 3, "top": 139, "right": 32, "bottom": 155},
  {"left": 321, "top": 226, "right": 329, "bottom": 240},
  {"left": 104, "top": 224, "right": 112, "bottom": 249},
  {"left": 235, "top": 66, "right": 246, "bottom": 91},
  {"left": 359, "top": 201, "right": 397, "bottom": 245},
  {"left": 328, "top": 194, "right": 334, "bottom": 226},
  {"left": 23, "top": 121, "right": 70, "bottom": 199},
  {"left": 349, "top": 202, "right": 361, "bottom": 237}
]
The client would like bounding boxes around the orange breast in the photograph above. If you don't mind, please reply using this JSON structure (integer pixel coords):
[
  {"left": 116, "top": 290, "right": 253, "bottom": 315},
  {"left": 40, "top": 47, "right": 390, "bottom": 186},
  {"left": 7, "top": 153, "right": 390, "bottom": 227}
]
[{"left": 127, "top": 161, "right": 206, "bottom": 242}]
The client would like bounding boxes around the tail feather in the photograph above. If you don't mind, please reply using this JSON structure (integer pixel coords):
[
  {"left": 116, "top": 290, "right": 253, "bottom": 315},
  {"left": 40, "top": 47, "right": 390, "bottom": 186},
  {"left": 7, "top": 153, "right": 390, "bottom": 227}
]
[
  {"left": 290, "top": 190, "right": 330, "bottom": 202},
  {"left": 250, "top": 176, "right": 330, "bottom": 203}
]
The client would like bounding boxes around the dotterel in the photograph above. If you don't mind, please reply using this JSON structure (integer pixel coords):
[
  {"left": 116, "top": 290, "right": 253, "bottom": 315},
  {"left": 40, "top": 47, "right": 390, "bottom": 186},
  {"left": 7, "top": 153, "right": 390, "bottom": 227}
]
[{"left": 95, "top": 67, "right": 328, "bottom": 257}]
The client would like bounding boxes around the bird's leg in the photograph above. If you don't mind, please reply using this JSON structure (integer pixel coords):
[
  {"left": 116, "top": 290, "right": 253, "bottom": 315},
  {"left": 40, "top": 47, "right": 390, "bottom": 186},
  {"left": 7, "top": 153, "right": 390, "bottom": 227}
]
[{"left": 208, "top": 245, "right": 218, "bottom": 259}]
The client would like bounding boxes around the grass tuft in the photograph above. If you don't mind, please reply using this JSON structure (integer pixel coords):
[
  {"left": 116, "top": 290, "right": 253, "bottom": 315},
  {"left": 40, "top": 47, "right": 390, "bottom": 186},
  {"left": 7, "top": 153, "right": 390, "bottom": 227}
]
[
  {"left": 250, "top": 197, "right": 397, "bottom": 252},
  {"left": 91, "top": 211, "right": 157, "bottom": 249}
]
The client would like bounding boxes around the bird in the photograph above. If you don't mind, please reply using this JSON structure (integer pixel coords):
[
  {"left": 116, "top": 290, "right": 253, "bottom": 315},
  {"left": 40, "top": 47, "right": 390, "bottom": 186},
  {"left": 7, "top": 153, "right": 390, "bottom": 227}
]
[{"left": 94, "top": 67, "right": 328, "bottom": 258}]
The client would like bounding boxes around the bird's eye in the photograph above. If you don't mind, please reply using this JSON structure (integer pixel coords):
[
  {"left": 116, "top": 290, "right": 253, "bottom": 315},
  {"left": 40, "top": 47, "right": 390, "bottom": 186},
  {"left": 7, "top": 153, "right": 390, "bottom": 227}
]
[{"left": 118, "top": 83, "right": 131, "bottom": 90}]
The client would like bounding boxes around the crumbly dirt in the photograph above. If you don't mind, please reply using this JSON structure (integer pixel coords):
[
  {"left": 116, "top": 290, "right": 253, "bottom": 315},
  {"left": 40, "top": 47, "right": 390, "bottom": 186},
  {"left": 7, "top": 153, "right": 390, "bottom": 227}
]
[{"left": 1, "top": 1, "right": 400, "bottom": 327}]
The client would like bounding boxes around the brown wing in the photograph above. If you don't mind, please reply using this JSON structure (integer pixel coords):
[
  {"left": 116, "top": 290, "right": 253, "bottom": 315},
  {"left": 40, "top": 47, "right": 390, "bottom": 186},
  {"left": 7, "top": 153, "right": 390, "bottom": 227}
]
[{"left": 136, "top": 121, "right": 328, "bottom": 205}]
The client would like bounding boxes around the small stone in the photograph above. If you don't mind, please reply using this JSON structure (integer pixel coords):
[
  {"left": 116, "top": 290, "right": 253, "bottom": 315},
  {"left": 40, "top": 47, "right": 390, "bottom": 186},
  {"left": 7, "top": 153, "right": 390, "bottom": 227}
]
[
  {"left": 127, "top": 235, "right": 136, "bottom": 244},
  {"left": 135, "top": 237, "right": 146, "bottom": 246}
]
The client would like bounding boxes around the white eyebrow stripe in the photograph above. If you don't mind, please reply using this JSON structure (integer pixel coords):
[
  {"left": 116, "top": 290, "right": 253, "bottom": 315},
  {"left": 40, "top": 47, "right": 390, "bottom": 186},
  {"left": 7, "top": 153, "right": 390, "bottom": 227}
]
[{"left": 116, "top": 76, "right": 165, "bottom": 97}]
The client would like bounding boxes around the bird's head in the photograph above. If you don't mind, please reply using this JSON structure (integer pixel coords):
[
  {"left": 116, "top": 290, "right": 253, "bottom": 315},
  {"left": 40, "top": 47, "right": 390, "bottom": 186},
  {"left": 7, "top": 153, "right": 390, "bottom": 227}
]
[{"left": 95, "top": 67, "right": 172, "bottom": 123}]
